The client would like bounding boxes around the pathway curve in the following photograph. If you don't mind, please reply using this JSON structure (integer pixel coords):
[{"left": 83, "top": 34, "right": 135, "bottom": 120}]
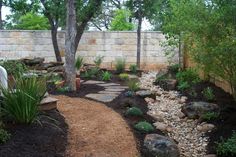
[
  {"left": 83, "top": 80, "right": 128, "bottom": 103},
  {"left": 54, "top": 95, "right": 139, "bottom": 157}
]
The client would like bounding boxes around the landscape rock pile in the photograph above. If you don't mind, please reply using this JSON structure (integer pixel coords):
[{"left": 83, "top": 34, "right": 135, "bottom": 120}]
[{"left": 140, "top": 72, "right": 214, "bottom": 157}]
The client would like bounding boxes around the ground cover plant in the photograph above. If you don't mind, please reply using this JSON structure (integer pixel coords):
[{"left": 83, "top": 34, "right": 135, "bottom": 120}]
[
  {"left": 0, "top": 60, "right": 28, "bottom": 77},
  {"left": 119, "top": 73, "right": 129, "bottom": 81},
  {"left": 134, "top": 121, "right": 155, "bottom": 133},
  {"left": 216, "top": 132, "right": 236, "bottom": 157},
  {"left": 126, "top": 107, "right": 143, "bottom": 116}
]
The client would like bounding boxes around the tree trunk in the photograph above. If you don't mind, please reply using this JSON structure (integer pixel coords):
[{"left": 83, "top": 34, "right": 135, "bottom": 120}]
[
  {"left": 51, "top": 26, "right": 62, "bottom": 62},
  {"left": 65, "top": 0, "right": 77, "bottom": 91},
  {"left": 0, "top": 0, "right": 3, "bottom": 30},
  {"left": 137, "top": 6, "right": 142, "bottom": 69}
]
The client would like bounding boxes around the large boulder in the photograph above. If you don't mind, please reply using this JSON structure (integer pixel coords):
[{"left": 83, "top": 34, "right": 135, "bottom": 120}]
[
  {"left": 144, "top": 134, "right": 180, "bottom": 157},
  {"left": 158, "top": 79, "right": 177, "bottom": 91},
  {"left": 182, "top": 101, "right": 219, "bottom": 119}
]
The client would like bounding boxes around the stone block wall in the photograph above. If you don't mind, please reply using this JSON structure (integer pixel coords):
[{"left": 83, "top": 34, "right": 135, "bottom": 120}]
[{"left": 0, "top": 30, "right": 178, "bottom": 70}]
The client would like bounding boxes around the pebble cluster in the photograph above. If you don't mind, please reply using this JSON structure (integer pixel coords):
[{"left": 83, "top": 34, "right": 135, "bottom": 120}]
[{"left": 140, "top": 72, "right": 211, "bottom": 157}]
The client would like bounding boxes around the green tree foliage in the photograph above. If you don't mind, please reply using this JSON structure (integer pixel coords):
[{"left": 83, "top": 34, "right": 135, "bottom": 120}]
[
  {"left": 161, "top": 0, "right": 236, "bottom": 99},
  {"left": 110, "top": 9, "right": 134, "bottom": 31},
  {"left": 15, "top": 12, "right": 50, "bottom": 30}
]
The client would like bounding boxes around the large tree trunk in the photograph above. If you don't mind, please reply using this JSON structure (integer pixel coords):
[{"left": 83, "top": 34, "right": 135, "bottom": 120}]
[
  {"left": 51, "top": 26, "right": 62, "bottom": 62},
  {"left": 65, "top": 0, "right": 77, "bottom": 91},
  {"left": 0, "top": 0, "right": 3, "bottom": 30},
  {"left": 137, "top": 6, "right": 142, "bottom": 69}
]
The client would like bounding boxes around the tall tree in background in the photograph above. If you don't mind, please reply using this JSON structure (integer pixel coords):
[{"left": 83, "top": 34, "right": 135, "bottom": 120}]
[
  {"left": 65, "top": 0, "right": 103, "bottom": 91},
  {"left": 0, "top": 0, "right": 3, "bottom": 29},
  {"left": 40, "top": 0, "right": 66, "bottom": 62},
  {"left": 126, "top": 0, "right": 159, "bottom": 68}
]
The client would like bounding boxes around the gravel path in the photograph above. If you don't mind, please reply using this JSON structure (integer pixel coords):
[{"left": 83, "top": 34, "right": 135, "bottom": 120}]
[
  {"left": 140, "top": 72, "right": 209, "bottom": 157},
  {"left": 55, "top": 95, "right": 139, "bottom": 157}
]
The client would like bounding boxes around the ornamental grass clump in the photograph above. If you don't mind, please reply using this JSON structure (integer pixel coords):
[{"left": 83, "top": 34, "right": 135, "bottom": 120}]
[
  {"left": 101, "top": 71, "right": 112, "bottom": 81},
  {"left": 115, "top": 58, "right": 126, "bottom": 74},
  {"left": 0, "top": 77, "right": 46, "bottom": 124}
]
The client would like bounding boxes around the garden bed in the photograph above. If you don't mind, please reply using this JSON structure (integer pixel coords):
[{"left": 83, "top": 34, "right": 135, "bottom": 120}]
[{"left": 0, "top": 110, "right": 68, "bottom": 157}]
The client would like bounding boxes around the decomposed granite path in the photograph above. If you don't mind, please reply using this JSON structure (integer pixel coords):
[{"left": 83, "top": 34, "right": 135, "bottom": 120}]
[{"left": 55, "top": 95, "right": 139, "bottom": 157}]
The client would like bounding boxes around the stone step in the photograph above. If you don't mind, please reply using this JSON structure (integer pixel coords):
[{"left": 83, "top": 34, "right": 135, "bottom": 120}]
[{"left": 40, "top": 97, "right": 58, "bottom": 111}]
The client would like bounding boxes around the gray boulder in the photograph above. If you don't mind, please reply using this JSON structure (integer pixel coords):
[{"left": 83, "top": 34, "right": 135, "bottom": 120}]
[
  {"left": 182, "top": 101, "right": 219, "bottom": 119},
  {"left": 136, "top": 90, "right": 154, "bottom": 98},
  {"left": 144, "top": 134, "right": 180, "bottom": 157},
  {"left": 158, "top": 79, "right": 177, "bottom": 91}
]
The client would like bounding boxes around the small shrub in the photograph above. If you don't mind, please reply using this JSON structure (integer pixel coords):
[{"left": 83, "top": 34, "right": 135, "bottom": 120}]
[
  {"left": 202, "top": 87, "right": 215, "bottom": 101},
  {"left": 94, "top": 55, "right": 104, "bottom": 68},
  {"left": 57, "top": 86, "right": 70, "bottom": 93},
  {"left": 124, "top": 91, "right": 135, "bottom": 97},
  {"left": 201, "top": 112, "right": 219, "bottom": 121},
  {"left": 129, "top": 64, "right": 138, "bottom": 74},
  {"left": 177, "top": 82, "right": 190, "bottom": 91},
  {"left": 1, "top": 77, "right": 46, "bottom": 124},
  {"left": 0, "top": 60, "right": 27, "bottom": 77},
  {"left": 81, "top": 67, "right": 99, "bottom": 79},
  {"left": 126, "top": 107, "right": 143, "bottom": 116},
  {"left": 176, "top": 68, "right": 200, "bottom": 91},
  {"left": 168, "top": 64, "right": 180, "bottom": 74},
  {"left": 134, "top": 121, "right": 155, "bottom": 133},
  {"left": 128, "top": 80, "right": 140, "bottom": 92},
  {"left": 75, "top": 56, "right": 84, "bottom": 70},
  {"left": 101, "top": 71, "right": 112, "bottom": 81},
  {"left": 216, "top": 132, "right": 236, "bottom": 157},
  {"left": 0, "top": 129, "right": 11, "bottom": 144},
  {"left": 115, "top": 58, "right": 126, "bottom": 74},
  {"left": 119, "top": 73, "right": 129, "bottom": 81}
]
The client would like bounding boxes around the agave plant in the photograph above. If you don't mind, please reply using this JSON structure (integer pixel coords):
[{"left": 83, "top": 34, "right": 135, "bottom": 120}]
[{"left": 0, "top": 76, "right": 46, "bottom": 124}]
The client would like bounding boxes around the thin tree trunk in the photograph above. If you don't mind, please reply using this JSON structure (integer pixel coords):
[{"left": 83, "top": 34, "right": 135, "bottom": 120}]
[
  {"left": 137, "top": 6, "right": 142, "bottom": 69},
  {"left": 51, "top": 26, "right": 62, "bottom": 62},
  {"left": 65, "top": 0, "right": 77, "bottom": 91},
  {"left": 0, "top": 0, "right": 3, "bottom": 30}
]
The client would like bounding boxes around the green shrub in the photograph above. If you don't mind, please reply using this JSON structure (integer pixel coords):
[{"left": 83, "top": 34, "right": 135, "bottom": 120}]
[
  {"left": 128, "top": 80, "right": 140, "bottom": 92},
  {"left": 119, "top": 73, "right": 129, "bottom": 81},
  {"left": 81, "top": 67, "right": 99, "bottom": 79},
  {"left": 134, "top": 121, "right": 155, "bottom": 133},
  {"left": 75, "top": 56, "right": 84, "bottom": 70},
  {"left": 202, "top": 87, "right": 215, "bottom": 101},
  {"left": 1, "top": 77, "right": 46, "bottom": 124},
  {"left": 94, "top": 56, "right": 104, "bottom": 68},
  {"left": 0, "top": 60, "right": 27, "bottom": 77},
  {"left": 0, "top": 129, "right": 11, "bottom": 144},
  {"left": 201, "top": 112, "right": 219, "bottom": 121},
  {"left": 216, "top": 132, "right": 236, "bottom": 157},
  {"left": 168, "top": 64, "right": 180, "bottom": 74},
  {"left": 57, "top": 86, "right": 70, "bottom": 93},
  {"left": 177, "top": 82, "right": 190, "bottom": 91},
  {"left": 176, "top": 68, "right": 200, "bottom": 91},
  {"left": 101, "top": 71, "right": 112, "bottom": 81},
  {"left": 126, "top": 107, "right": 143, "bottom": 116},
  {"left": 115, "top": 58, "right": 126, "bottom": 74},
  {"left": 129, "top": 64, "right": 138, "bottom": 74}
]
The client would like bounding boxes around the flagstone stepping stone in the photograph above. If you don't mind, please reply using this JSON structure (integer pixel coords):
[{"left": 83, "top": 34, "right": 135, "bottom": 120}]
[
  {"left": 105, "top": 86, "right": 128, "bottom": 89},
  {"left": 83, "top": 80, "right": 105, "bottom": 84},
  {"left": 99, "top": 91, "right": 121, "bottom": 94},
  {"left": 105, "top": 88, "right": 126, "bottom": 92},
  {"left": 85, "top": 93, "right": 118, "bottom": 103},
  {"left": 98, "top": 83, "right": 120, "bottom": 87}
]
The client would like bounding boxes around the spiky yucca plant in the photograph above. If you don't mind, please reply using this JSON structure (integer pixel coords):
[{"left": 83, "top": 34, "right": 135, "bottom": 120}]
[{"left": 0, "top": 77, "right": 46, "bottom": 124}]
